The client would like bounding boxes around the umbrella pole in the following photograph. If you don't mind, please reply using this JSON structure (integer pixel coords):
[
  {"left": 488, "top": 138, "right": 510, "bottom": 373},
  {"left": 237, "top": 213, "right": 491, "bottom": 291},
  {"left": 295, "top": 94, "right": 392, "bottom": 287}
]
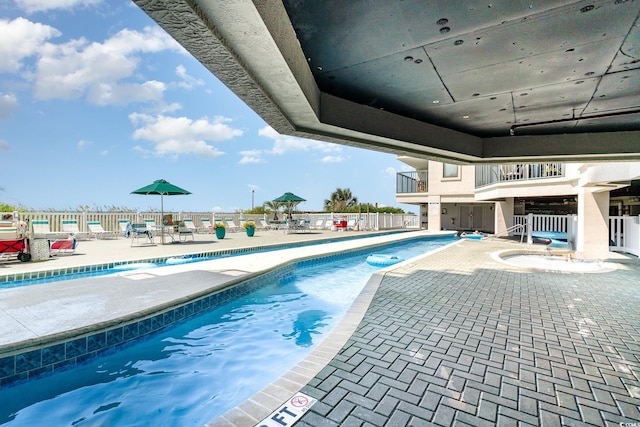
[{"left": 161, "top": 194, "right": 164, "bottom": 245}]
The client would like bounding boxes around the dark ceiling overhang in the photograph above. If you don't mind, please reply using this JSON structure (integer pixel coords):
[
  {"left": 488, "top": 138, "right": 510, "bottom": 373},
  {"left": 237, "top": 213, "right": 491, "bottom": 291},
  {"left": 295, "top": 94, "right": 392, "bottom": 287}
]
[{"left": 133, "top": 0, "right": 640, "bottom": 163}]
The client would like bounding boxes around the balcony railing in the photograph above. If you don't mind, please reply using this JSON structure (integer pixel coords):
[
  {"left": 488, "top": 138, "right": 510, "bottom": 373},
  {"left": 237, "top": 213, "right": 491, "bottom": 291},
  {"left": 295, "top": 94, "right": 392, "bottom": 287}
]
[
  {"left": 475, "top": 163, "right": 564, "bottom": 188},
  {"left": 397, "top": 170, "right": 428, "bottom": 194}
]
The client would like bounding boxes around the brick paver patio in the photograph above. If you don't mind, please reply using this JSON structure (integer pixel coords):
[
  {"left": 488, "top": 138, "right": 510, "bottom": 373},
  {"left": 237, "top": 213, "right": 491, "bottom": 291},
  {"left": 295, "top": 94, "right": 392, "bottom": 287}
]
[{"left": 298, "top": 241, "right": 640, "bottom": 426}]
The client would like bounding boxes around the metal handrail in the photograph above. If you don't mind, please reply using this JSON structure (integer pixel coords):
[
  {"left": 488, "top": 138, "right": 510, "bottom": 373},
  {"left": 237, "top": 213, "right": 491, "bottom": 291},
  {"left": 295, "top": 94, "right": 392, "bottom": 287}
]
[{"left": 492, "top": 223, "right": 526, "bottom": 243}]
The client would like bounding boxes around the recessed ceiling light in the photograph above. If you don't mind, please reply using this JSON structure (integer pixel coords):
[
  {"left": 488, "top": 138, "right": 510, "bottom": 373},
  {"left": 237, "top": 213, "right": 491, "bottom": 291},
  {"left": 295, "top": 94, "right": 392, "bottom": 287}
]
[
  {"left": 437, "top": 18, "right": 448, "bottom": 25},
  {"left": 463, "top": 115, "right": 470, "bottom": 119},
  {"left": 580, "top": 5, "right": 595, "bottom": 12},
  {"left": 440, "top": 27, "right": 450, "bottom": 34},
  {"left": 454, "top": 39, "right": 464, "bottom": 46},
  {"left": 432, "top": 100, "right": 440, "bottom": 104},
  {"left": 404, "top": 56, "right": 414, "bottom": 62}
]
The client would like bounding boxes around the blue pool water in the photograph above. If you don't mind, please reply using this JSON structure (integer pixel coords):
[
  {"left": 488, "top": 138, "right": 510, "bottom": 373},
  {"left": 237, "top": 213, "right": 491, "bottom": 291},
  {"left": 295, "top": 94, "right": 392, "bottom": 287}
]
[
  {"left": 0, "top": 236, "right": 455, "bottom": 426},
  {"left": 1, "top": 232, "right": 407, "bottom": 289}
]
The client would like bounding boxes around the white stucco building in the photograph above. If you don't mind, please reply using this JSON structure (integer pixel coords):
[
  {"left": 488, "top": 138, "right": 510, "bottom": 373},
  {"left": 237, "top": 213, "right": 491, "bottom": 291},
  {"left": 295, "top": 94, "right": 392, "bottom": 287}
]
[{"left": 396, "top": 158, "right": 640, "bottom": 259}]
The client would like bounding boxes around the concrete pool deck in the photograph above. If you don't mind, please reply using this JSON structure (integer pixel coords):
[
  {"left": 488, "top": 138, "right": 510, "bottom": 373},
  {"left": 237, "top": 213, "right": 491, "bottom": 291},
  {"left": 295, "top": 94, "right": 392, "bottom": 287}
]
[{"left": 1, "top": 230, "right": 639, "bottom": 426}]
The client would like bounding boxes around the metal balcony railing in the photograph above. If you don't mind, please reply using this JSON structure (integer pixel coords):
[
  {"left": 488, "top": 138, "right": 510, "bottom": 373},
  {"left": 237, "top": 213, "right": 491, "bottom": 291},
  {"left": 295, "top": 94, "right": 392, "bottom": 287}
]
[
  {"left": 397, "top": 170, "right": 428, "bottom": 194},
  {"left": 475, "top": 163, "right": 564, "bottom": 188}
]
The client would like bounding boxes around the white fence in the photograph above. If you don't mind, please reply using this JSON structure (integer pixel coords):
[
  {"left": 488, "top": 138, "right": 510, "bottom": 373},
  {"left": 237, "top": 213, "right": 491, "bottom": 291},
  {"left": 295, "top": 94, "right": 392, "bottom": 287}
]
[
  {"left": 1, "top": 211, "right": 420, "bottom": 235},
  {"left": 513, "top": 214, "right": 577, "bottom": 246},
  {"left": 609, "top": 216, "right": 640, "bottom": 257}
]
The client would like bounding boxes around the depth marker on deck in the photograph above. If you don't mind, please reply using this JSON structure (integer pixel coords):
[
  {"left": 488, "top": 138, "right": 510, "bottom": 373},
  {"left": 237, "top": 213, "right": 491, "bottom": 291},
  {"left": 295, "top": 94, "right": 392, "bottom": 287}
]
[{"left": 255, "top": 392, "right": 317, "bottom": 427}]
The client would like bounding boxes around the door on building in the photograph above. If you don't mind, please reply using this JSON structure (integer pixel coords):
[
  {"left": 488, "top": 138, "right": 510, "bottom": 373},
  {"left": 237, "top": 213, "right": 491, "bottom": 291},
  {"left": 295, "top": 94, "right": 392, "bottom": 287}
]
[
  {"left": 459, "top": 206, "right": 471, "bottom": 229},
  {"left": 473, "top": 206, "right": 484, "bottom": 230}
]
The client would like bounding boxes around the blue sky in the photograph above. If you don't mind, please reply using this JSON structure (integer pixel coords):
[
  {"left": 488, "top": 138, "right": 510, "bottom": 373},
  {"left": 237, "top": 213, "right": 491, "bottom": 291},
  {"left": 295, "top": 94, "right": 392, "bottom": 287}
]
[{"left": 0, "top": 0, "right": 413, "bottom": 214}]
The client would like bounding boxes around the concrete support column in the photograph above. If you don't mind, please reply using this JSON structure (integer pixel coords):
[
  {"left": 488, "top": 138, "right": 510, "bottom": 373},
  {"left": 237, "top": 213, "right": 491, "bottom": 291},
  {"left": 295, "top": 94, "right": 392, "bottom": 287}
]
[
  {"left": 427, "top": 195, "right": 442, "bottom": 232},
  {"left": 494, "top": 198, "right": 514, "bottom": 236},
  {"left": 576, "top": 188, "right": 610, "bottom": 259}
]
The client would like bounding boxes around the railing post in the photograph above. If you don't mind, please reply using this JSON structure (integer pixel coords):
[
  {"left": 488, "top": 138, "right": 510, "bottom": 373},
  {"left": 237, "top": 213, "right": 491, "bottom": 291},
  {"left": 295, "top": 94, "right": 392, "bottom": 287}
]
[{"left": 526, "top": 213, "right": 533, "bottom": 245}]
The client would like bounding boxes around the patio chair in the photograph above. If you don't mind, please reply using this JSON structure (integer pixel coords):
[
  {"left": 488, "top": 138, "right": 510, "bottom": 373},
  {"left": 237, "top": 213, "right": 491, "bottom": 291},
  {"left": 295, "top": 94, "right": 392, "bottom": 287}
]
[
  {"left": 346, "top": 218, "right": 357, "bottom": 230},
  {"left": 61, "top": 219, "right": 91, "bottom": 240},
  {"left": 312, "top": 218, "right": 325, "bottom": 229},
  {"left": 31, "top": 219, "right": 68, "bottom": 239},
  {"left": 177, "top": 222, "right": 195, "bottom": 242},
  {"left": 225, "top": 218, "right": 242, "bottom": 232},
  {"left": 126, "top": 223, "right": 154, "bottom": 247},
  {"left": 87, "top": 221, "right": 118, "bottom": 239}
]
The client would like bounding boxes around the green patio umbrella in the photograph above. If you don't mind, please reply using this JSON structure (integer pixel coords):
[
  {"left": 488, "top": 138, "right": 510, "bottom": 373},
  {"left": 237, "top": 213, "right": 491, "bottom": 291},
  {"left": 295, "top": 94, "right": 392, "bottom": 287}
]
[
  {"left": 273, "top": 192, "right": 306, "bottom": 219},
  {"left": 131, "top": 179, "right": 191, "bottom": 244}
]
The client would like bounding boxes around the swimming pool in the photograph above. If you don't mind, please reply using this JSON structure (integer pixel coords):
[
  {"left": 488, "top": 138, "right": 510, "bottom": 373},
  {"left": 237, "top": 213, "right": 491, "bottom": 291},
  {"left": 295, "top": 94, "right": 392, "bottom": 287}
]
[
  {"left": 0, "top": 236, "right": 455, "bottom": 426},
  {"left": 0, "top": 231, "right": 407, "bottom": 289}
]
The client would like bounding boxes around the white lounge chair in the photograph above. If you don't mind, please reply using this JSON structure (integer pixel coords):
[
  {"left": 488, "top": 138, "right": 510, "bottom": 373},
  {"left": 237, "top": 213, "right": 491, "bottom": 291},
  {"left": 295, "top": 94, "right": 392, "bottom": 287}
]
[
  {"left": 61, "top": 219, "right": 91, "bottom": 240},
  {"left": 118, "top": 219, "right": 130, "bottom": 237},
  {"left": 182, "top": 218, "right": 198, "bottom": 232},
  {"left": 199, "top": 218, "right": 213, "bottom": 233},
  {"left": 225, "top": 218, "right": 241, "bottom": 232},
  {"left": 87, "top": 221, "right": 118, "bottom": 239},
  {"left": 312, "top": 218, "right": 325, "bottom": 229},
  {"left": 31, "top": 219, "right": 68, "bottom": 239}
]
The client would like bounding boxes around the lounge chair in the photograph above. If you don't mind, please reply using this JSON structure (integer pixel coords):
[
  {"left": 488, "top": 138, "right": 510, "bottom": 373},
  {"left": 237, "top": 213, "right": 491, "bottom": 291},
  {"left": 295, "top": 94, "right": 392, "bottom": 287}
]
[
  {"left": 312, "top": 218, "right": 325, "bottom": 229},
  {"left": 50, "top": 238, "right": 78, "bottom": 255},
  {"left": 31, "top": 219, "right": 68, "bottom": 239},
  {"left": 144, "top": 219, "right": 159, "bottom": 232},
  {"left": 182, "top": 218, "right": 198, "bottom": 233},
  {"left": 259, "top": 219, "right": 273, "bottom": 230},
  {"left": 346, "top": 218, "right": 357, "bottom": 230},
  {"left": 87, "top": 221, "right": 118, "bottom": 239},
  {"left": 118, "top": 219, "right": 130, "bottom": 236},
  {"left": 199, "top": 218, "right": 213, "bottom": 233},
  {"left": 61, "top": 219, "right": 91, "bottom": 240},
  {"left": 225, "top": 218, "right": 241, "bottom": 232}
]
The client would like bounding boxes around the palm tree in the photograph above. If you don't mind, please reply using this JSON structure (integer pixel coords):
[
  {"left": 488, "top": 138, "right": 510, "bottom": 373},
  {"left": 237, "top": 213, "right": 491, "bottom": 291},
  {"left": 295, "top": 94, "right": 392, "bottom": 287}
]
[
  {"left": 324, "top": 188, "right": 358, "bottom": 212},
  {"left": 263, "top": 200, "right": 284, "bottom": 220}
]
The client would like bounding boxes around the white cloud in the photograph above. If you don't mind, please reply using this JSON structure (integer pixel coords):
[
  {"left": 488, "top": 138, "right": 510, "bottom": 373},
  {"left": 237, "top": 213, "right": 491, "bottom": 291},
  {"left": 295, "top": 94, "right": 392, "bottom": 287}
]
[
  {"left": 0, "top": 93, "right": 19, "bottom": 119},
  {"left": 99, "top": 150, "right": 108, "bottom": 156},
  {"left": 383, "top": 166, "right": 397, "bottom": 176},
  {"left": 0, "top": 17, "right": 60, "bottom": 73},
  {"left": 258, "top": 125, "right": 342, "bottom": 155},
  {"left": 77, "top": 139, "right": 91, "bottom": 150},
  {"left": 14, "top": 0, "right": 101, "bottom": 14},
  {"left": 33, "top": 26, "right": 183, "bottom": 105},
  {"left": 129, "top": 113, "right": 243, "bottom": 158},
  {"left": 0, "top": 140, "right": 9, "bottom": 151},
  {"left": 239, "top": 150, "right": 265, "bottom": 164},
  {"left": 321, "top": 155, "right": 346, "bottom": 163},
  {"left": 87, "top": 80, "right": 166, "bottom": 106},
  {"left": 176, "top": 65, "right": 204, "bottom": 90}
]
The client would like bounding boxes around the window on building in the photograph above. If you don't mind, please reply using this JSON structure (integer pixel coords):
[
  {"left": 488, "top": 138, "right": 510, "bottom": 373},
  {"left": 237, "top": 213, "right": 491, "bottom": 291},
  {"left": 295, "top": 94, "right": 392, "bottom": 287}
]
[{"left": 443, "top": 163, "right": 459, "bottom": 178}]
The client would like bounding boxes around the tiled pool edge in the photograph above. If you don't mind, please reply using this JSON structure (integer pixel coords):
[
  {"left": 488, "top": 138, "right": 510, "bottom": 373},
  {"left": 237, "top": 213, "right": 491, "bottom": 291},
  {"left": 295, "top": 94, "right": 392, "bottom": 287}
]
[{"left": 0, "top": 237, "right": 452, "bottom": 388}]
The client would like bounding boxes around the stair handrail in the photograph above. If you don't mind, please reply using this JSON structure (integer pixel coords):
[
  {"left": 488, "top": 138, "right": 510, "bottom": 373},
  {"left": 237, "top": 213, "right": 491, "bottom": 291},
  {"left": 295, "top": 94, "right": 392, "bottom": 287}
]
[{"left": 492, "top": 223, "right": 526, "bottom": 243}]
